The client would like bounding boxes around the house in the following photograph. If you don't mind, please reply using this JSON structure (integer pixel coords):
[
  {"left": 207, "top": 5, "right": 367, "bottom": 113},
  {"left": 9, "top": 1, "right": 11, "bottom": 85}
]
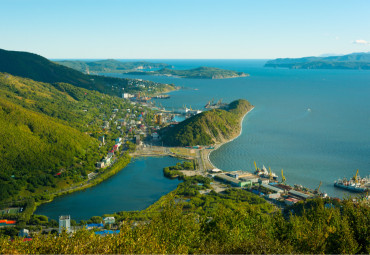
[
  {"left": 96, "top": 162, "right": 105, "bottom": 168},
  {"left": 103, "top": 217, "right": 115, "bottom": 224},
  {"left": 135, "top": 135, "right": 141, "bottom": 145},
  {"left": 284, "top": 197, "right": 300, "bottom": 206},
  {"left": 103, "top": 157, "right": 111, "bottom": 165}
]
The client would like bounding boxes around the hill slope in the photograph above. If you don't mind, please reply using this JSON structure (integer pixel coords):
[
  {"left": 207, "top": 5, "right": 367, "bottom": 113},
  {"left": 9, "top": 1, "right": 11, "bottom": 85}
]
[
  {"left": 265, "top": 52, "right": 370, "bottom": 69},
  {"left": 56, "top": 59, "right": 172, "bottom": 73},
  {"left": 0, "top": 98, "right": 99, "bottom": 201},
  {"left": 127, "top": 66, "right": 249, "bottom": 79},
  {"left": 0, "top": 49, "right": 175, "bottom": 96},
  {"left": 161, "top": 99, "right": 253, "bottom": 146}
]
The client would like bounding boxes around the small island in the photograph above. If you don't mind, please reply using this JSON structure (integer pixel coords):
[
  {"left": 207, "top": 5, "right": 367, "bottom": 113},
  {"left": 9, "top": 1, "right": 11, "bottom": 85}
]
[
  {"left": 126, "top": 66, "right": 249, "bottom": 79},
  {"left": 265, "top": 52, "right": 370, "bottom": 70},
  {"left": 160, "top": 99, "right": 253, "bottom": 146}
]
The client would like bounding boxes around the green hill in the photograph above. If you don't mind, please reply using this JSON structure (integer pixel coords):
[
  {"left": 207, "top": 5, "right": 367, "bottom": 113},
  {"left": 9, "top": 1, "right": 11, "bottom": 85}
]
[
  {"left": 0, "top": 98, "right": 99, "bottom": 201},
  {"left": 0, "top": 72, "right": 144, "bottom": 202},
  {"left": 265, "top": 52, "right": 370, "bottom": 69},
  {"left": 0, "top": 49, "right": 175, "bottom": 96},
  {"left": 161, "top": 99, "right": 253, "bottom": 146},
  {"left": 56, "top": 59, "right": 172, "bottom": 74},
  {"left": 127, "top": 66, "right": 249, "bottom": 79}
]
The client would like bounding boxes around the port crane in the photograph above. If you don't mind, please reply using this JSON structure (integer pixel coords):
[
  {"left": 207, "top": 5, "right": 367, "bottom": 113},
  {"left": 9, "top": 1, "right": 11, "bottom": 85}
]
[
  {"left": 281, "top": 169, "right": 286, "bottom": 184},
  {"left": 269, "top": 167, "right": 273, "bottom": 181},
  {"left": 314, "top": 181, "right": 322, "bottom": 194},
  {"left": 254, "top": 161, "right": 258, "bottom": 171},
  {"left": 353, "top": 169, "right": 359, "bottom": 183}
]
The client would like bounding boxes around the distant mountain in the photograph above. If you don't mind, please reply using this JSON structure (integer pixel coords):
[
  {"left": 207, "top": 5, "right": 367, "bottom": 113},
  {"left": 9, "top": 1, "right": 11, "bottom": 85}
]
[
  {"left": 127, "top": 66, "right": 249, "bottom": 79},
  {"left": 56, "top": 59, "right": 172, "bottom": 74},
  {"left": 160, "top": 99, "right": 253, "bottom": 146},
  {"left": 0, "top": 49, "right": 175, "bottom": 96},
  {"left": 265, "top": 52, "right": 370, "bottom": 69}
]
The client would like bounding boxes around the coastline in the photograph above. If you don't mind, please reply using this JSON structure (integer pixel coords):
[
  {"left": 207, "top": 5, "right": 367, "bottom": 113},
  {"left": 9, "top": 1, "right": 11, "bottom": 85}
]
[{"left": 205, "top": 106, "right": 254, "bottom": 170}]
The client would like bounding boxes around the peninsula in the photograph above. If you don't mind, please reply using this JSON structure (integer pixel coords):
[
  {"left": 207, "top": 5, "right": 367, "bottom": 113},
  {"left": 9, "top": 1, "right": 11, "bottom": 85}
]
[
  {"left": 265, "top": 52, "right": 370, "bottom": 70},
  {"left": 160, "top": 99, "right": 253, "bottom": 146},
  {"left": 126, "top": 66, "right": 249, "bottom": 79},
  {"left": 55, "top": 59, "right": 172, "bottom": 74}
]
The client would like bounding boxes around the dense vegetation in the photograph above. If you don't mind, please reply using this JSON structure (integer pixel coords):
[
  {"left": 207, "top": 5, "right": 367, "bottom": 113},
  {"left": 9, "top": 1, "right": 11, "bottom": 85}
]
[
  {"left": 0, "top": 195, "right": 368, "bottom": 254},
  {"left": 127, "top": 66, "right": 249, "bottom": 79},
  {"left": 0, "top": 49, "right": 175, "bottom": 96},
  {"left": 56, "top": 59, "right": 172, "bottom": 74},
  {"left": 0, "top": 98, "right": 99, "bottom": 201},
  {"left": 163, "top": 161, "right": 196, "bottom": 179},
  {"left": 161, "top": 99, "right": 253, "bottom": 146},
  {"left": 0, "top": 73, "right": 146, "bottom": 203},
  {"left": 265, "top": 52, "right": 370, "bottom": 69}
]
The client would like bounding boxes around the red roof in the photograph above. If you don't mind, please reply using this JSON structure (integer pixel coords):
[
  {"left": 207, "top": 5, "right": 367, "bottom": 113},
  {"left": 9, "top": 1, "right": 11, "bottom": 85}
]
[{"left": 56, "top": 172, "right": 61, "bottom": 176}]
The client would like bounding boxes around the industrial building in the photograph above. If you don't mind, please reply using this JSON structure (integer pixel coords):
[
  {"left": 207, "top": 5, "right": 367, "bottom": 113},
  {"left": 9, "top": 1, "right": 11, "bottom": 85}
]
[{"left": 59, "top": 215, "right": 71, "bottom": 234}]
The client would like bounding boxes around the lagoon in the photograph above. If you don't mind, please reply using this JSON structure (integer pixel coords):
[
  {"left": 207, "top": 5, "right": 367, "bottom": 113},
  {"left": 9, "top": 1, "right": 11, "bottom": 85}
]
[{"left": 35, "top": 157, "right": 181, "bottom": 221}]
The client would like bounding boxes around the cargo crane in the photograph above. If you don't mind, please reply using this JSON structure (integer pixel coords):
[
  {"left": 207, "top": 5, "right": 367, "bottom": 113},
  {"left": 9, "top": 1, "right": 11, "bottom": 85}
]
[
  {"left": 254, "top": 161, "right": 258, "bottom": 171},
  {"left": 269, "top": 167, "right": 273, "bottom": 181},
  {"left": 353, "top": 169, "right": 359, "bottom": 183},
  {"left": 314, "top": 181, "right": 322, "bottom": 194},
  {"left": 281, "top": 169, "right": 286, "bottom": 184}
]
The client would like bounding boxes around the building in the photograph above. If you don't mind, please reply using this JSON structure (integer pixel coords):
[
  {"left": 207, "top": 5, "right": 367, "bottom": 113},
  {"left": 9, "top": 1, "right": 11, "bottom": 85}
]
[
  {"left": 135, "top": 135, "right": 141, "bottom": 145},
  {"left": 103, "top": 217, "right": 115, "bottom": 224},
  {"left": 284, "top": 197, "right": 300, "bottom": 206},
  {"left": 98, "top": 136, "right": 105, "bottom": 145},
  {"left": 215, "top": 173, "right": 251, "bottom": 187},
  {"left": 59, "top": 215, "right": 71, "bottom": 234},
  {"left": 19, "top": 229, "right": 29, "bottom": 237},
  {"left": 288, "top": 190, "right": 312, "bottom": 200},
  {"left": 96, "top": 162, "right": 105, "bottom": 169},
  {"left": 260, "top": 183, "right": 284, "bottom": 194},
  {"left": 122, "top": 93, "right": 133, "bottom": 99}
]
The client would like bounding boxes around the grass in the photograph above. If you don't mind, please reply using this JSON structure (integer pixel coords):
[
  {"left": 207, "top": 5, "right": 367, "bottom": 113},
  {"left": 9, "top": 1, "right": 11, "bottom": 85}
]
[{"left": 170, "top": 147, "right": 196, "bottom": 157}]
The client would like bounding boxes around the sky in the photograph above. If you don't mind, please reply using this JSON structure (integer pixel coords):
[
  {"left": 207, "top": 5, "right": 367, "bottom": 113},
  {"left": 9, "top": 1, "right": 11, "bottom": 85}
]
[{"left": 1, "top": 0, "right": 370, "bottom": 59}]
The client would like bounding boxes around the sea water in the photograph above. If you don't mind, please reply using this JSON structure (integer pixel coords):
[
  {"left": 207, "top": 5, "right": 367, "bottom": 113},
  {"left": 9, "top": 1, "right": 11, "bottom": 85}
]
[{"left": 113, "top": 59, "right": 370, "bottom": 198}]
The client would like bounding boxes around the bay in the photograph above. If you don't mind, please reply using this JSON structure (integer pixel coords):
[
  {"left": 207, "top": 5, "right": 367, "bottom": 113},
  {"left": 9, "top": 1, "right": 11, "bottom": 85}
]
[{"left": 111, "top": 59, "right": 370, "bottom": 198}]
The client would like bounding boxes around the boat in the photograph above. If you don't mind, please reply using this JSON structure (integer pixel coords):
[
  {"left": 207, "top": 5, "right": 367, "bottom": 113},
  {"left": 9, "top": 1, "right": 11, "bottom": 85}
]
[
  {"left": 333, "top": 170, "right": 369, "bottom": 193},
  {"left": 254, "top": 165, "right": 278, "bottom": 180}
]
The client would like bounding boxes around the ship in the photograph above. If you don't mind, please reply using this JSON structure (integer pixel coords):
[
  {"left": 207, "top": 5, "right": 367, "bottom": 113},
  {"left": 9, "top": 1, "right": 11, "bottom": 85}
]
[
  {"left": 254, "top": 164, "right": 278, "bottom": 180},
  {"left": 154, "top": 94, "right": 170, "bottom": 99},
  {"left": 334, "top": 169, "right": 369, "bottom": 193}
]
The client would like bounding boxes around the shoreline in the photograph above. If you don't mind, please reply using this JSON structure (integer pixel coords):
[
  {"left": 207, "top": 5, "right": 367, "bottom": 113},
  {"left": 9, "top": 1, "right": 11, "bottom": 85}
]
[{"left": 205, "top": 106, "right": 254, "bottom": 170}]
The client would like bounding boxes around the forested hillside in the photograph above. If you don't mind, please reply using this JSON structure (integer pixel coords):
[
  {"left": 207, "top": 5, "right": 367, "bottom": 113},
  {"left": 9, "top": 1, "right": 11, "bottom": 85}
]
[
  {"left": 265, "top": 52, "right": 370, "bottom": 69},
  {"left": 0, "top": 73, "right": 138, "bottom": 202},
  {"left": 0, "top": 98, "right": 99, "bottom": 201},
  {"left": 0, "top": 49, "right": 175, "bottom": 96},
  {"left": 161, "top": 99, "right": 253, "bottom": 146},
  {"left": 56, "top": 59, "right": 171, "bottom": 73}
]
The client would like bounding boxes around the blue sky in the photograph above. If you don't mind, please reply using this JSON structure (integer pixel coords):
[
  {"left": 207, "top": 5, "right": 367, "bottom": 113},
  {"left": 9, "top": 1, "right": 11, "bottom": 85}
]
[{"left": 1, "top": 0, "right": 369, "bottom": 59}]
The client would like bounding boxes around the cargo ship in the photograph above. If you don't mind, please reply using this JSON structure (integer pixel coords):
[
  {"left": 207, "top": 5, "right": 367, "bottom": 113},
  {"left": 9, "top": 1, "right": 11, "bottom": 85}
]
[
  {"left": 334, "top": 170, "right": 369, "bottom": 193},
  {"left": 254, "top": 164, "right": 278, "bottom": 180}
]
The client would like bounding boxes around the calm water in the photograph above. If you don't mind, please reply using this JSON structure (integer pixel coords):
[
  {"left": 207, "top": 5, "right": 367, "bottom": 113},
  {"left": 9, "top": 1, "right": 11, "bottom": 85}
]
[
  {"left": 37, "top": 60, "right": 370, "bottom": 221},
  {"left": 35, "top": 157, "right": 180, "bottom": 221},
  {"left": 112, "top": 59, "right": 370, "bottom": 198}
]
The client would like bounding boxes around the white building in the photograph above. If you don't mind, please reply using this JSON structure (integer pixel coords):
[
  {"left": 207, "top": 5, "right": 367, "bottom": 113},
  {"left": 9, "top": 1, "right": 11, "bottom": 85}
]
[{"left": 59, "top": 215, "right": 71, "bottom": 234}]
